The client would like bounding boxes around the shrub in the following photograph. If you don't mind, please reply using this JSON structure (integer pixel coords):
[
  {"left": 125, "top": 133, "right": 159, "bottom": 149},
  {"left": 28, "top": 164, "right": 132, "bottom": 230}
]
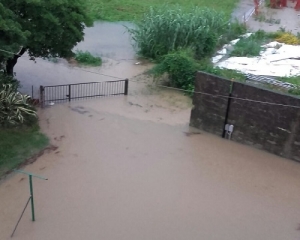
[
  {"left": 75, "top": 50, "right": 102, "bottom": 66},
  {"left": 275, "top": 33, "right": 300, "bottom": 45},
  {"left": 150, "top": 49, "right": 199, "bottom": 93},
  {"left": 150, "top": 51, "right": 246, "bottom": 96},
  {"left": 0, "top": 72, "right": 20, "bottom": 91},
  {"left": 0, "top": 84, "right": 37, "bottom": 126},
  {"left": 129, "top": 5, "right": 227, "bottom": 60}
]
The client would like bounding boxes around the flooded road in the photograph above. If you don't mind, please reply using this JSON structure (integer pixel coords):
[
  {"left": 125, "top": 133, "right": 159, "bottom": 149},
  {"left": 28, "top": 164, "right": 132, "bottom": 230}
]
[
  {"left": 1, "top": 20, "right": 300, "bottom": 240},
  {"left": 0, "top": 95, "right": 300, "bottom": 240}
]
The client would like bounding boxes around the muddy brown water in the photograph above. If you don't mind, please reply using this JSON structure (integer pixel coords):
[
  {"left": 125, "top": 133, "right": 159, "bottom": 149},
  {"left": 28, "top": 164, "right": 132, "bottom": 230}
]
[
  {"left": 1, "top": 21, "right": 300, "bottom": 240},
  {"left": 1, "top": 94, "right": 300, "bottom": 240}
]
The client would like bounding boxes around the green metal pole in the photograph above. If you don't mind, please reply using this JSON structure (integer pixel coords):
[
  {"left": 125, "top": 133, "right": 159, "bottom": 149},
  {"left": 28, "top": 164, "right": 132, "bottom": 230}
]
[{"left": 29, "top": 175, "right": 35, "bottom": 221}]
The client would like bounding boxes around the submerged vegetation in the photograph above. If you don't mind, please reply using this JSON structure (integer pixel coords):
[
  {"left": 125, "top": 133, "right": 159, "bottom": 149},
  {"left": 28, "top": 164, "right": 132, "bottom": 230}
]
[{"left": 75, "top": 51, "right": 102, "bottom": 66}]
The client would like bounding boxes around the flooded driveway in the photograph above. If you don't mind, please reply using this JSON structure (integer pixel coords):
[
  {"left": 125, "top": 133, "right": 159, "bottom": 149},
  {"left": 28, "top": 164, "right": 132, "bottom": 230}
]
[{"left": 1, "top": 20, "right": 300, "bottom": 240}]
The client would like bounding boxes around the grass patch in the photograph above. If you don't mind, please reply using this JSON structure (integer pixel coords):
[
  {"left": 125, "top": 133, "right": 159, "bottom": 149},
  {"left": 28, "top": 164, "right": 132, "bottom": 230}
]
[
  {"left": 0, "top": 125, "right": 48, "bottom": 177},
  {"left": 230, "top": 31, "right": 269, "bottom": 57},
  {"left": 85, "top": 0, "right": 239, "bottom": 21},
  {"left": 75, "top": 50, "right": 102, "bottom": 66},
  {"left": 278, "top": 76, "right": 300, "bottom": 85},
  {"left": 198, "top": 59, "right": 246, "bottom": 82},
  {"left": 277, "top": 76, "right": 300, "bottom": 95}
]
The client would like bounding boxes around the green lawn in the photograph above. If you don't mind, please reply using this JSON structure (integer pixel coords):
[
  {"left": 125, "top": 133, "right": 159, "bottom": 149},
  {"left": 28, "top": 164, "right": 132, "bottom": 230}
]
[
  {"left": 86, "top": 0, "right": 239, "bottom": 21},
  {"left": 0, "top": 125, "right": 49, "bottom": 177}
]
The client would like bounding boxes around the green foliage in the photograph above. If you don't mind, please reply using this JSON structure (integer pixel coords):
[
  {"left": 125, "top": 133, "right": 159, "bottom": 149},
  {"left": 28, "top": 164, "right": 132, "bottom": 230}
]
[
  {"left": 218, "top": 21, "right": 247, "bottom": 47},
  {"left": 288, "top": 87, "right": 300, "bottom": 96},
  {"left": 0, "top": 72, "right": 20, "bottom": 91},
  {"left": 278, "top": 76, "right": 300, "bottom": 85},
  {"left": 0, "top": 2, "right": 29, "bottom": 62},
  {"left": 150, "top": 50, "right": 246, "bottom": 95},
  {"left": 277, "top": 76, "right": 300, "bottom": 95},
  {"left": 0, "top": 85, "right": 37, "bottom": 126},
  {"left": 129, "top": 5, "right": 227, "bottom": 60},
  {"left": 150, "top": 50, "right": 199, "bottom": 93},
  {"left": 197, "top": 59, "right": 246, "bottom": 82},
  {"left": 0, "top": 0, "right": 92, "bottom": 72},
  {"left": 230, "top": 31, "right": 268, "bottom": 57},
  {"left": 75, "top": 51, "right": 102, "bottom": 66},
  {"left": 0, "top": 125, "right": 48, "bottom": 177},
  {"left": 85, "top": 0, "right": 239, "bottom": 21}
]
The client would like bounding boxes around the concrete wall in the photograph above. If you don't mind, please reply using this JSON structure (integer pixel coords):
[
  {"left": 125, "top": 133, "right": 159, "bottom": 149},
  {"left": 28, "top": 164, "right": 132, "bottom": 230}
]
[{"left": 190, "top": 71, "right": 300, "bottom": 161}]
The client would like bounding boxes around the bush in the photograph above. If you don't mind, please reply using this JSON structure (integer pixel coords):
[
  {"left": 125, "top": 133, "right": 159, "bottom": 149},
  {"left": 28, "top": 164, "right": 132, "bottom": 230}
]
[
  {"left": 129, "top": 5, "right": 227, "bottom": 60},
  {"left": 275, "top": 33, "right": 300, "bottom": 45},
  {"left": 150, "top": 51, "right": 246, "bottom": 96},
  {"left": 230, "top": 31, "right": 268, "bottom": 57},
  {"left": 0, "top": 84, "right": 37, "bottom": 126},
  {"left": 150, "top": 50, "right": 199, "bottom": 93},
  {"left": 0, "top": 72, "right": 20, "bottom": 91},
  {"left": 75, "top": 50, "right": 102, "bottom": 66}
]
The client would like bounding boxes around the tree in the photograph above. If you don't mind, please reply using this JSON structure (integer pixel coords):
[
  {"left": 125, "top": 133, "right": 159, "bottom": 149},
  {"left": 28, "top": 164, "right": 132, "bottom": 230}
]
[
  {"left": 0, "top": 0, "right": 92, "bottom": 75},
  {"left": 0, "top": 3, "right": 28, "bottom": 66}
]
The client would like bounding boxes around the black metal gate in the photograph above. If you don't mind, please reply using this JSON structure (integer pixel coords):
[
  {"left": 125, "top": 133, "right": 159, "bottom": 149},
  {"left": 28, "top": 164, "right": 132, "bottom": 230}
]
[{"left": 40, "top": 79, "right": 128, "bottom": 107}]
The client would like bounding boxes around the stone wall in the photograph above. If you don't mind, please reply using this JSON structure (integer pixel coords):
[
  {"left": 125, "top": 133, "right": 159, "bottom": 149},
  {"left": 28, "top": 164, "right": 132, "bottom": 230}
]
[{"left": 190, "top": 71, "right": 300, "bottom": 161}]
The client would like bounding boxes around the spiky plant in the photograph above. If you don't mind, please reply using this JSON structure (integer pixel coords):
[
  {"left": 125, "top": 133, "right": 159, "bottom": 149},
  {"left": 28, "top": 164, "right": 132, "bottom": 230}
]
[{"left": 0, "top": 84, "right": 37, "bottom": 125}]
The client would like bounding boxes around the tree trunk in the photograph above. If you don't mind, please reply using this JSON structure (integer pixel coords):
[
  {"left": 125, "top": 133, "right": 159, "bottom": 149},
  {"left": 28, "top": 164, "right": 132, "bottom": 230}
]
[{"left": 5, "top": 47, "right": 27, "bottom": 75}]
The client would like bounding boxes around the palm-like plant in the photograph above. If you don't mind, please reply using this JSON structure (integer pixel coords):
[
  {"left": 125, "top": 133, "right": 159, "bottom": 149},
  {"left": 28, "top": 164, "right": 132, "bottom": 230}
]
[{"left": 0, "top": 84, "right": 37, "bottom": 125}]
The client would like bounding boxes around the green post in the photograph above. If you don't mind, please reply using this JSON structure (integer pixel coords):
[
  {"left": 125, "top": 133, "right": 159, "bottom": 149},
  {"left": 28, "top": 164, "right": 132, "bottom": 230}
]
[{"left": 29, "top": 175, "right": 35, "bottom": 221}]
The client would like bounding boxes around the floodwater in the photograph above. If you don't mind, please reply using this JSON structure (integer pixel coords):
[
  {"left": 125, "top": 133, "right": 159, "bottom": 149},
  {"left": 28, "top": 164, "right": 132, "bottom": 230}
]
[
  {"left": 1, "top": 21, "right": 300, "bottom": 240},
  {"left": 14, "top": 22, "right": 142, "bottom": 98},
  {"left": 247, "top": 2, "right": 300, "bottom": 34},
  {"left": 231, "top": 0, "right": 256, "bottom": 22},
  {"left": 1, "top": 96, "right": 300, "bottom": 240}
]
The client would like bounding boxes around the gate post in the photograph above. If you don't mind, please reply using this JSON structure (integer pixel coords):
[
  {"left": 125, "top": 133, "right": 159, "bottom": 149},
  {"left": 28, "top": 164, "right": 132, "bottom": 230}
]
[
  {"left": 39, "top": 86, "right": 44, "bottom": 108},
  {"left": 68, "top": 84, "right": 71, "bottom": 102},
  {"left": 124, "top": 79, "right": 129, "bottom": 96}
]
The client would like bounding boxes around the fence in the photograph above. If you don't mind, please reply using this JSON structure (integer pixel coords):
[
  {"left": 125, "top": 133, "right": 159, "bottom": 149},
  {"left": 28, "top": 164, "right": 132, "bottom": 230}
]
[{"left": 40, "top": 79, "right": 128, "bottom": 107}]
